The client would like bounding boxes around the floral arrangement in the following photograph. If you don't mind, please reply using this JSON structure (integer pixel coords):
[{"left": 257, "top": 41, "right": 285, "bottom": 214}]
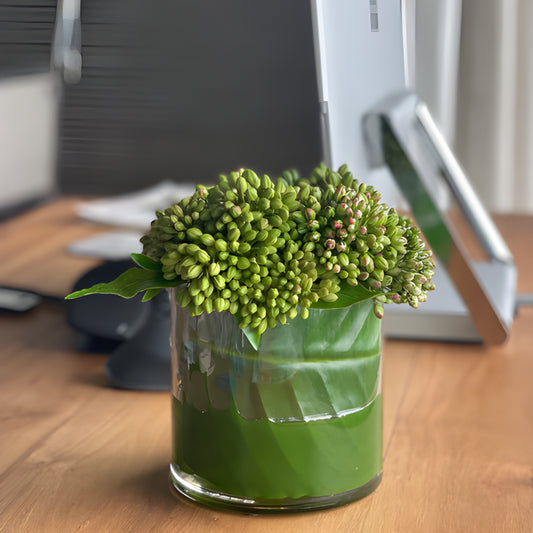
[{"left": 67, "top": 164, "right": 434, "bottom": 347}]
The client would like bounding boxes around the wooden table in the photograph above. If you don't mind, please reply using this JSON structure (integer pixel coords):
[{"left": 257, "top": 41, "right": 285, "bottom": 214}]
[{"left": 1, "top": 199, "right": 532, "bottom": 532}]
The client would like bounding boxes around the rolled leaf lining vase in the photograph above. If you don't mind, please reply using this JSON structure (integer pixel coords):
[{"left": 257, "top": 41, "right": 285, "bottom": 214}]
[{"left": 169, "top": 288, "right": 383, "bottom": 512}]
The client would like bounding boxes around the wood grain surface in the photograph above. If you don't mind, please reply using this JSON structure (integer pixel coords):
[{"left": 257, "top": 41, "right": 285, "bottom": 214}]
[{"left": 0, "top": 199, "right": 532, "bottom": 532}]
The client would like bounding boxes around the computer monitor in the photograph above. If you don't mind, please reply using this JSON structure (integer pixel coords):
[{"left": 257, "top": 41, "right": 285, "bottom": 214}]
[{"left": 310, "top": 0, "right": 516, "bottom": 344}]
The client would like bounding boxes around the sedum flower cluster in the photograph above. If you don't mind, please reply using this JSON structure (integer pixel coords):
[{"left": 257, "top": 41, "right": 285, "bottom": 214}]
[{"left": 141, "top": 164, "right": 434, "bottom": 334}]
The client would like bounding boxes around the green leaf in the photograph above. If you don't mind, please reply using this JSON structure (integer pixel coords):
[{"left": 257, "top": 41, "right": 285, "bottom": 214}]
[
  {"left": 130, "top": 253, "right": 160, "bottom": 270},
  {"left": 239, "top": 284, "right": 379, "bottom": 351},
  {"left": 142, "top": 288, "right": 163, "bottom": 301},
  {"left": 242, "top": 326, "right": 261, "bottom": 351},
  {"left": 310, "top": 282, "right": 377, "bottom": 309},
  {"left": 65, "top": 267, "right": 181, "bottom": 300},
  {"left": 231, "top": 301, "right": 382, "bottom": 421}
]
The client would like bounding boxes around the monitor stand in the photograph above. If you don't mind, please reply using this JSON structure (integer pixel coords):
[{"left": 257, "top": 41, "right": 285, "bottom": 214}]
[{"left": 364, "top": 92, "right": 516, "bottom": 344}]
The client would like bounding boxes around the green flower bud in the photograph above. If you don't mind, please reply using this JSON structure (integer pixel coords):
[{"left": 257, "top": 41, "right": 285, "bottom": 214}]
[
  {"left": 185, "top": 243, "right": 200, "bottom": 255},
  {"left": 193, "top": 292, "right": 205, "bottom": 306},
  {"left": 317, "top": 287, "right": 329, "bottom": 298},
  {"left": 270, "top": 197, "right": 283, "bottom": 210},
  {"left": 259, "top": 173, "right": 272, "bottom": 190},
  {"left": 208, "top": 262, "right": 221, "bottom": 276},
  {"left": 228, "top": 227, "right": 240, "bottom": 242},
  {"left": 171, "top": 204, "right": 184, "bottom": 217},
  {"left": 257, "top": 197, "right": 270, "bottom": 211},
  {"left": 382, "top": 275, "right": 393, "bottom": 287},
  {"left": 240, "top": 243, "right": 252, "bottom": 254},
  {"left": 213, "top": 274, "right": 225, "bottom": 290},
  {"left": 224, "top": 255, "right": 236, "bottom": 266},
  {"left": 256, "top": 318, "right": 268, "bottom": 335},
  {"left": 176, "top": 287, "right": 191, "bottom": 307},
  {"left": 374, "top": 255, "right": 389, "bottom": 271},
  {"left": 213, "top": 297, "right": 225, "bottom": 312},
  {"left": 199, "top": 233, "right": 215, "bottom": 247},
  {"left": 185, "top": 264, "right": 203, "bottom": 279},
  {"left": 186, "top": 227, "right": 203, "bottom": 241},
  {"left": 195, "top": 249, "right": 211, "bottom": 264},
  {"left": 337, "top": 253, "right": 349, "bottom": 267},
  {"left": 242, "top": 229, "right": 258, "bottom": 241},
  {"left": 258, "top": 217, "right": 269, "bottom": 230},
  {"left": 246, "top": 187, "right": 259, "bottom": 202},
  {"left": 243, "top": 169, "right": 261, "bottom": 188},
  {"left": 355, "top": 238, "right": 369, "bottom": 253},
  {"left": 160, "top": 255, "right": 178, "bottom": 266},
  {"left": 287, "top": 307, "right": 298, "bottom": 320},
  {"left": 236, "top": 176, "right": 248, "bottom": 197},
  {"left": 360, "top": 254, "right": 374, "bottom": 271},
  {"left": 237, "top": 257, "right": 251, "bottom": 270},
  {"left": 203, "top": 297, "right": 213, "bottom": 314},
  {"left": 269, "top": 215, "right": 283, "bottom": 228},
  {"left": 227, "top": 266, "right": 238, "bottom": 280},
  {"left": 373, "top": 268, "right": 384, "bottom": 282}
]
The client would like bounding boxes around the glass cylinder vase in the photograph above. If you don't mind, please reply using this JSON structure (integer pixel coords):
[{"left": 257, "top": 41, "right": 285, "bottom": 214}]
[{"left": 169, "top": 289, "right": 383, "bottom": 512}]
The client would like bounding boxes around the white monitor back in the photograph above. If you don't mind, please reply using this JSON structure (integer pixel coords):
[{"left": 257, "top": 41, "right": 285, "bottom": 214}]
[{"left": 310, "top": 0, "right": 408, "bottom": 205}]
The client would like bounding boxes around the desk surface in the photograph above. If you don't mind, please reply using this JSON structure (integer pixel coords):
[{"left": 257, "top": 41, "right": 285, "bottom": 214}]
[{"left": 1, "top": 199, "right": 532, "bottom": 533}]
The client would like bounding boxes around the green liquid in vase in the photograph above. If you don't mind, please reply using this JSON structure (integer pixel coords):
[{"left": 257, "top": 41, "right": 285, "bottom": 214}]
[{"left": 171, "top": 393, "right": 382, "bottom": 501}]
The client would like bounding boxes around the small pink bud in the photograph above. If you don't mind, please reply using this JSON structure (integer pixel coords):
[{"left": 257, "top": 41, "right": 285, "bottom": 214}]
[
  {"left": 360, "top": 226, "right": 367, "bottom": 235},
  {"left": 374, "top": 303, "right": 384, "bottom": 319},
  {"left": 370, "top": 279, "right": 382, "bottom": 289},
  {"left": 334, "top": 221, "right": 342, "bottom": 229},
  {"left": 305, "top": 208, "right": 316, "bottom": 220}
]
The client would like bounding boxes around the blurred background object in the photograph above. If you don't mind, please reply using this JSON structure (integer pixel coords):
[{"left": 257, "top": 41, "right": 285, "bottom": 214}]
[
  {"left": 58, "top": 0, "right": 322, "bottom": 195},
  {"left": 0, "top": 0, "right": 531, "bottom": 212},
  {"left": 455, "top": 0, "right": 533, "bottom": 214},
  {"left": 0, "top": 71, "right": 59, "bottom": 216},
  {"left": 0, "top": 0, "right": 59, "bottom": 217},
  {"left": 411, "top": 0, "right": 463, "bottom": 146}
]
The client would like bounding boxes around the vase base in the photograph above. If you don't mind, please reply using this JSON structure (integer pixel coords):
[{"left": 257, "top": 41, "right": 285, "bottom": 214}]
[{"left": 169, "top": 465, "right": 382, "bottom": 513}]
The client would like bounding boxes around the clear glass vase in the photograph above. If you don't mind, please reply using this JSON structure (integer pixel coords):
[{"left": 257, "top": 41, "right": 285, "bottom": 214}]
[{"left": 169, "top": 289, "right": 383, "bottom": 512}]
